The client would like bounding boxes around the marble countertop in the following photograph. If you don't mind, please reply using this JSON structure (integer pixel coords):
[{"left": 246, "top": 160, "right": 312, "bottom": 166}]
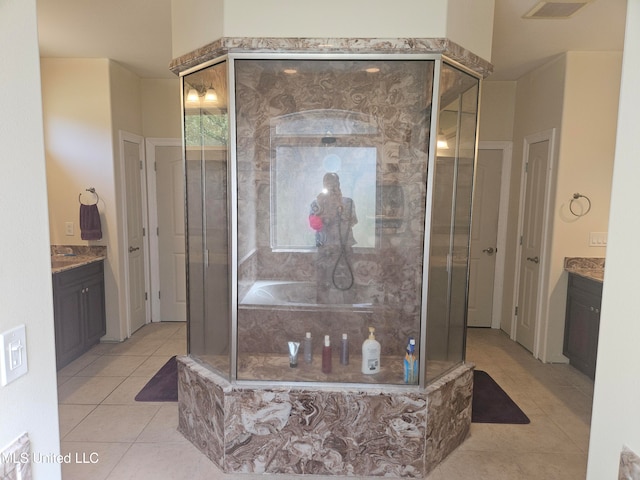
[
  {"left": 564, "top": 257, "right": 605, "bottom": 283},
  {"left": 51, "top": 245, "right": 106, "bottom": 275}
]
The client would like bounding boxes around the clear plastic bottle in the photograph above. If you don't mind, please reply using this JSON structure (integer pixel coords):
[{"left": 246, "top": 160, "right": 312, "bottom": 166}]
[
  {"left": 304, "top": 332, "right": 313, "bottom": 364},
  {"left": 322, "top": 335, "right": 332, "bottom": 374},
  {"left": 340, "top": 333, "right": 349, "bottom": 365}
]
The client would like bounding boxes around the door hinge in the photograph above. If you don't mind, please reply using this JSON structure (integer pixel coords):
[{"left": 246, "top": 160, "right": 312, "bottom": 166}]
[
  {"left": 157, "top": 227, "right": 159, "bottom": 236},
  {"left": 154, "top": 161, "right": 157, "bottom": 172},
  {"left": 143, "top": 227, "right": 146, "bottom": 236},
  {"left": 139, "top": 160, "right": 143, "bottom": 170},
  {"left": 158, "top": 291, "right": 161, "bottom": 299},
  {"left": 145, "top": 292, "right": 148, "bottom": 301},
  {"left": 520, "top": 235, "right": 523, "bottom": 246},
  {"left": 515, "top": 306, "right": 518, "bottom": 316},
  {"left": 525, "top": 162, "right": 528, "bottom": 173}
]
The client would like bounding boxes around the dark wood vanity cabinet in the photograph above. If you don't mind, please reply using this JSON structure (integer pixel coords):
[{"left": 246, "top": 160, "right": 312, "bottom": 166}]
[
  {"left": 53, "top": 261, "right": 106, "bottom": 369},
  {"left": 563, "top": 273, "right": 602, "bottom": 379}
]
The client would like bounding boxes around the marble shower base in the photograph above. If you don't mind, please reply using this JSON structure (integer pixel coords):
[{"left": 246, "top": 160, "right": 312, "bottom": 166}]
[{"left": 177, "top": 356, "right": 473, "bottom": 477}]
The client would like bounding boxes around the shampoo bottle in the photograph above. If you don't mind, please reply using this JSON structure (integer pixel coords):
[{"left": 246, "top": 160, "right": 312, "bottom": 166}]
[
  {"left": 322, "top": 335, "right": 332, "bottom": 374},
  {"left": 361, "top": 327, "right": 381, "bottom": 374}
]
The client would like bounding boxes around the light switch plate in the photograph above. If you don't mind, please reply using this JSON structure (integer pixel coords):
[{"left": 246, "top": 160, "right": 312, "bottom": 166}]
[
  {"left": 0, "top": 325, "right": 28, "bottom": 386},
  {"left": 65, "top": 221, "right": 74, "bottom": 236}
]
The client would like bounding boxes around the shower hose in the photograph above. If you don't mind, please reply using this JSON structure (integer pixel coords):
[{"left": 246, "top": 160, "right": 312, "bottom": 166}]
[{"left": 332, "top": 205, "right": 355, "bottom": 291}]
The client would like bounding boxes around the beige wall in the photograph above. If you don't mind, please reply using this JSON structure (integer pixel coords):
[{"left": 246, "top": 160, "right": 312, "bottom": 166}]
[
  {"left": 141, "top": 79, "right": 181, "bottom": 138},
  {"left": 171, "top": 0, "right": 494, "bottom": 61},
  {"left": 41, "top": 59, "right": 181, "bottom": 341},
  {"left": 0, "top": 1, "right": 61, "bottom": 478},
  {"left": 545, "top": 51, "right": 622, "bottom": 362},
  {"left": 479, "top": 81, "right": 517, "bottom": 142},
  {"left": 588, "top": 1, "right": 640, "bottom": 476}
]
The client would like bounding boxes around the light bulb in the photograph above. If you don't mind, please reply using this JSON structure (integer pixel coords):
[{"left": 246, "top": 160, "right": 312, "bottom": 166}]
[
  {"left": 186, "top": 88, "right": 199, "bottom": 103},
  {"left": 204, "top": 88, "right": 218, "bottom": 103}
]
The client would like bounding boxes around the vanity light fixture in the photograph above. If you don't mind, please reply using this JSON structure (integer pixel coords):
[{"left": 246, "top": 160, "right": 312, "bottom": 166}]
[
  {"left": 186, "top": 86, "right": 219, "bottom": 105},
  {"left": 436, "top": 130, "right": 449, "bottom": 150}
]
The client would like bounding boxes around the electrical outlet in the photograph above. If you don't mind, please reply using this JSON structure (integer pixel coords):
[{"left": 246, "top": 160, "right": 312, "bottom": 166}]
[
  {"left": 65, "top": 222, "right": 74, "bottom": 236},
  {"left": 589, "top": 232, "right": 608, "bottom": 247},
  {"left": 1, "top": 325, "right": 28, "bottom": 386}
]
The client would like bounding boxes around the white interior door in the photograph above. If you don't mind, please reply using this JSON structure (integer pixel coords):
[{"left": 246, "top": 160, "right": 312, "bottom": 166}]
[
  {"left": 122, "top": 132, "right": 148, "bottom": 334},
  {"left": 154, "top": 142, "right": 186, "bottom": 322},
  {"left": 516, "top": 136, "right": 552, "bottom": 353},
  {"left": 467, "top": 149, "right": 503, "bottom": 327}
]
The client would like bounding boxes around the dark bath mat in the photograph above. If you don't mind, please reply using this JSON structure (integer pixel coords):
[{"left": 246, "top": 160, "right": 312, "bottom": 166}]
[
  {"left": 472, "top": 370, "right": 530, "bottom": 424},
  {"left": 135, "top": 356, "right": 178, "bottom": 402}
]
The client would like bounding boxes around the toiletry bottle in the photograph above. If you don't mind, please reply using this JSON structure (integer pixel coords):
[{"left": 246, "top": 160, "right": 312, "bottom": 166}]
[
  {"left": 361, "top": 327, "right": 381, "bottom": 374},
  {"left": 404, "top": 337, "right": 418, "bottom": 384},
  {"left": 322, "top": 335, "right": 332, "bottom": 374},
  {"left": 340, "top": 333, "right": 349, "bottom": 365},
  {"left": 304, "top": 332, "right": 313, "bottom": 364}
]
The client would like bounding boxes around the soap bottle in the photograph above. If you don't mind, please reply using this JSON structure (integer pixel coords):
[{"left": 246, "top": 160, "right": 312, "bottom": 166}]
[
  {"left": 361, "top": 327, "right": 381, "bottom": 374},
  {"left": 340, "top": 333, "right": 349, "bottom": 365},
  {"left": 404, "top": 337, "right": 418, "bottom": 384},
  {"left": 322, "top": 335, "right": 332, "bottom": 374},
  {"left": 304, "top": 332, "right": 313, "bottom": 364}
]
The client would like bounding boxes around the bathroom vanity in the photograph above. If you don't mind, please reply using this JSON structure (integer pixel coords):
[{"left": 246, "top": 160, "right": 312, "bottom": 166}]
[
  {"left": 563, "top": 258, "right": 604, "bottom": 379},
  {"left": 51, "top": 247, "right": 106, "bottom": 370}
]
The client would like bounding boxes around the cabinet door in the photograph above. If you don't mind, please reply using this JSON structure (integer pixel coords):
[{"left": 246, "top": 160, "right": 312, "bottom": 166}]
[
  {"left": 54, "top": 282, "right": 85, "bottom": 369},
  {"left": 563, "top": 287, "right": 594, "bottom": 376},
  {"left": 84, "top": 273, "right": 106, "bottom": 346}
]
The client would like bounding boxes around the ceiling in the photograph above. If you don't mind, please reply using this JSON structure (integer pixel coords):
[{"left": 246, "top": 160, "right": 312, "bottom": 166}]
[{"left": 36, "top": 0, "right": 627, "bottom": 81}]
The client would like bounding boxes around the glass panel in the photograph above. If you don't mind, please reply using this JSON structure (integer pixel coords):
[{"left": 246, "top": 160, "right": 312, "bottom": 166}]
[
  {"left": 235, "top": 58, "right": 434, "bottom": 384},
  {"left": 425, "top": 63, "right": 479, "bottom": 382},
  {"left": 183, "top": 61, "right": 230, "bottom": 377}
]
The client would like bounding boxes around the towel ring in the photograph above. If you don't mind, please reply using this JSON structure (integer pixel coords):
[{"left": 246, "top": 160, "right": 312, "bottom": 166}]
[
  {"left": 569, "top": 192, "right": 591, "bottom": 217},
  {"left": 79, "top": 187, "right": 99, "bottom": 205}
]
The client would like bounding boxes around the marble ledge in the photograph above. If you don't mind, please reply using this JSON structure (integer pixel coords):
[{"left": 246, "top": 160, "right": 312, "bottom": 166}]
[
  {"left": 564, "top": 257, "right": 605, "bottom": 283},
  {"left": 51, "top": 245, "right": 106, "bottom": 274},
  {"left": 169, "top": 37, "right": 493, "bottom": 78}
]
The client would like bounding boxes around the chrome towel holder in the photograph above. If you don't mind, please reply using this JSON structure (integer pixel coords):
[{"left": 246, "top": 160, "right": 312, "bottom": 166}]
[
  {"left": 79, "top": 187, "right": 100, "bottom": 205},
  {"left": 569, "top": 192, "right": 591, "bottom": 217}
]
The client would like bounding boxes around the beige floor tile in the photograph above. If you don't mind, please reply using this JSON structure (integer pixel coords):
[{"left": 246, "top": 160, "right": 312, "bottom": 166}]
[
  {"left": 105, "top": 442, "right": 221, "bottom": 480},
  {"left": 101, "top": 376, "right": 164, "bottom": 405},
  {"left": 64, "top": 404, "right": 161, "bottom": 443},
  {"left": 136, "top": 404, "right": 186, "bottom": 443},
  {"left": 76, "top": 355, "right": 149, "bottom": 377},
  {"left": 130, "top": 354, "right": 175, "bottom": 377},
  {"left": 102, "top": 338, "right": 166, "bottom": 356},
  {"left": 60, "top": 441, "right": 131, "bottom": 480},
  {"left": 58, "top": 404, "right": 96, "bottom": 438},
  {"left": 58, "top": 375, "right": 126, "bottom": 405},
  {"left": 57, "top": 353, "right": 101, "bottom": 376},
  {"left": 152, "top": 337, "right": 187, "bottom": 356}
]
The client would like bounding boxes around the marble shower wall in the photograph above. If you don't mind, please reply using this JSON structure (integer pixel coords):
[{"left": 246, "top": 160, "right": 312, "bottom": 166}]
[{"left": 234, "top": 59, "right": 435, "bottom": 361}]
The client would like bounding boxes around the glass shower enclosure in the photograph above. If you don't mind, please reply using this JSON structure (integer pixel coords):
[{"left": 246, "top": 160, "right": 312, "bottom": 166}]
[{"left": 182, "top": 53, "right": 480, "bottom": 387}]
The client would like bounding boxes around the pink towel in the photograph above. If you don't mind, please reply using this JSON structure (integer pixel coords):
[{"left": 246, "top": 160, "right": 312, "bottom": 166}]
[{"left": 80, "top": 204, "right": 102, "bottom": 240}]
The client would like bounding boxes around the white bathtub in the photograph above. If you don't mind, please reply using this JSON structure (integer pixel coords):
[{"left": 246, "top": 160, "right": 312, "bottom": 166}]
[{"left": 240, "top": 280, "right": 375, "bottom": 307}]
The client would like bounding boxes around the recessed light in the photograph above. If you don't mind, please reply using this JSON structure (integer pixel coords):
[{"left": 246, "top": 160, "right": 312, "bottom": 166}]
[
  {"left": 283, "top": 68, "right": 297, "bottom": 74},
  {"left": 365, "top": 67, "right": 380, "bottom": 73}
]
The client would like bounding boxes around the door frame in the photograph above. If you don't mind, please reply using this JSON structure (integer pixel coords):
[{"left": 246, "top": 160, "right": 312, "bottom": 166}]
[
  {"left": 145, "top": 137, "right": 182, "bottom": 323},
  {"left": 512, "top": 128, "right": 556, "bottom": 359},
  {"left": 477, "top": 141, "right": 512, "bottom": 329},
  {"left": 118, "top": 130, "right": 151, "bottom": 335}
]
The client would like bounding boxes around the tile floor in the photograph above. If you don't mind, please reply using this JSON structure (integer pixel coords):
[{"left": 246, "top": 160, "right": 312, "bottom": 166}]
[{"left": 57, "top": 323, "right": 593, "bottom": 480}]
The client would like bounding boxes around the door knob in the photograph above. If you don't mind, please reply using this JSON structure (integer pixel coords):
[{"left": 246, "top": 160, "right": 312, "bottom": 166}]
[
  {"left": 526, "top": 256, "right": 539, "bottom": 264},
  {"left": 482, "top": 247, "right": 495, "bottom": 256},
  {"left": 129, "top": 246, "right": 140, "bottom": 253}
]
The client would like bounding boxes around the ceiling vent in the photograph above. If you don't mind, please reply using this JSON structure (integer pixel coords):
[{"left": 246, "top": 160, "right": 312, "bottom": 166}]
[{"left": 523, "top": 1, "right": 594, "bottom": 19}]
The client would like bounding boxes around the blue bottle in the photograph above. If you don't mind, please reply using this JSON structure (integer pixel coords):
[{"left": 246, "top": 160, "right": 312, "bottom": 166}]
[{"left": 404, "top": 337, "right": 418, "bottom": 384}]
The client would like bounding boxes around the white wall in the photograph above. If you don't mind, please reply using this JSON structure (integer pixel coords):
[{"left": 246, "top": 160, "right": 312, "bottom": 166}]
[
  {"left": 171, "top": 0, "right": 494, "bottom": 62},
  {"left": 479, "top": 81, "right": 517, "bottom": 142},
  {"left": 587, "top": 1, "right": 640, "bottom": 477},
  {"left": 0, "top": 0, "right": 61, "bottom": 478}
]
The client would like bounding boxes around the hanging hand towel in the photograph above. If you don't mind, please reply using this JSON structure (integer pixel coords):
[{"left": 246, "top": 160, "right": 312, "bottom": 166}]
[{"left": 80, "top": 203, "right": 102, "bottom": 240}]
